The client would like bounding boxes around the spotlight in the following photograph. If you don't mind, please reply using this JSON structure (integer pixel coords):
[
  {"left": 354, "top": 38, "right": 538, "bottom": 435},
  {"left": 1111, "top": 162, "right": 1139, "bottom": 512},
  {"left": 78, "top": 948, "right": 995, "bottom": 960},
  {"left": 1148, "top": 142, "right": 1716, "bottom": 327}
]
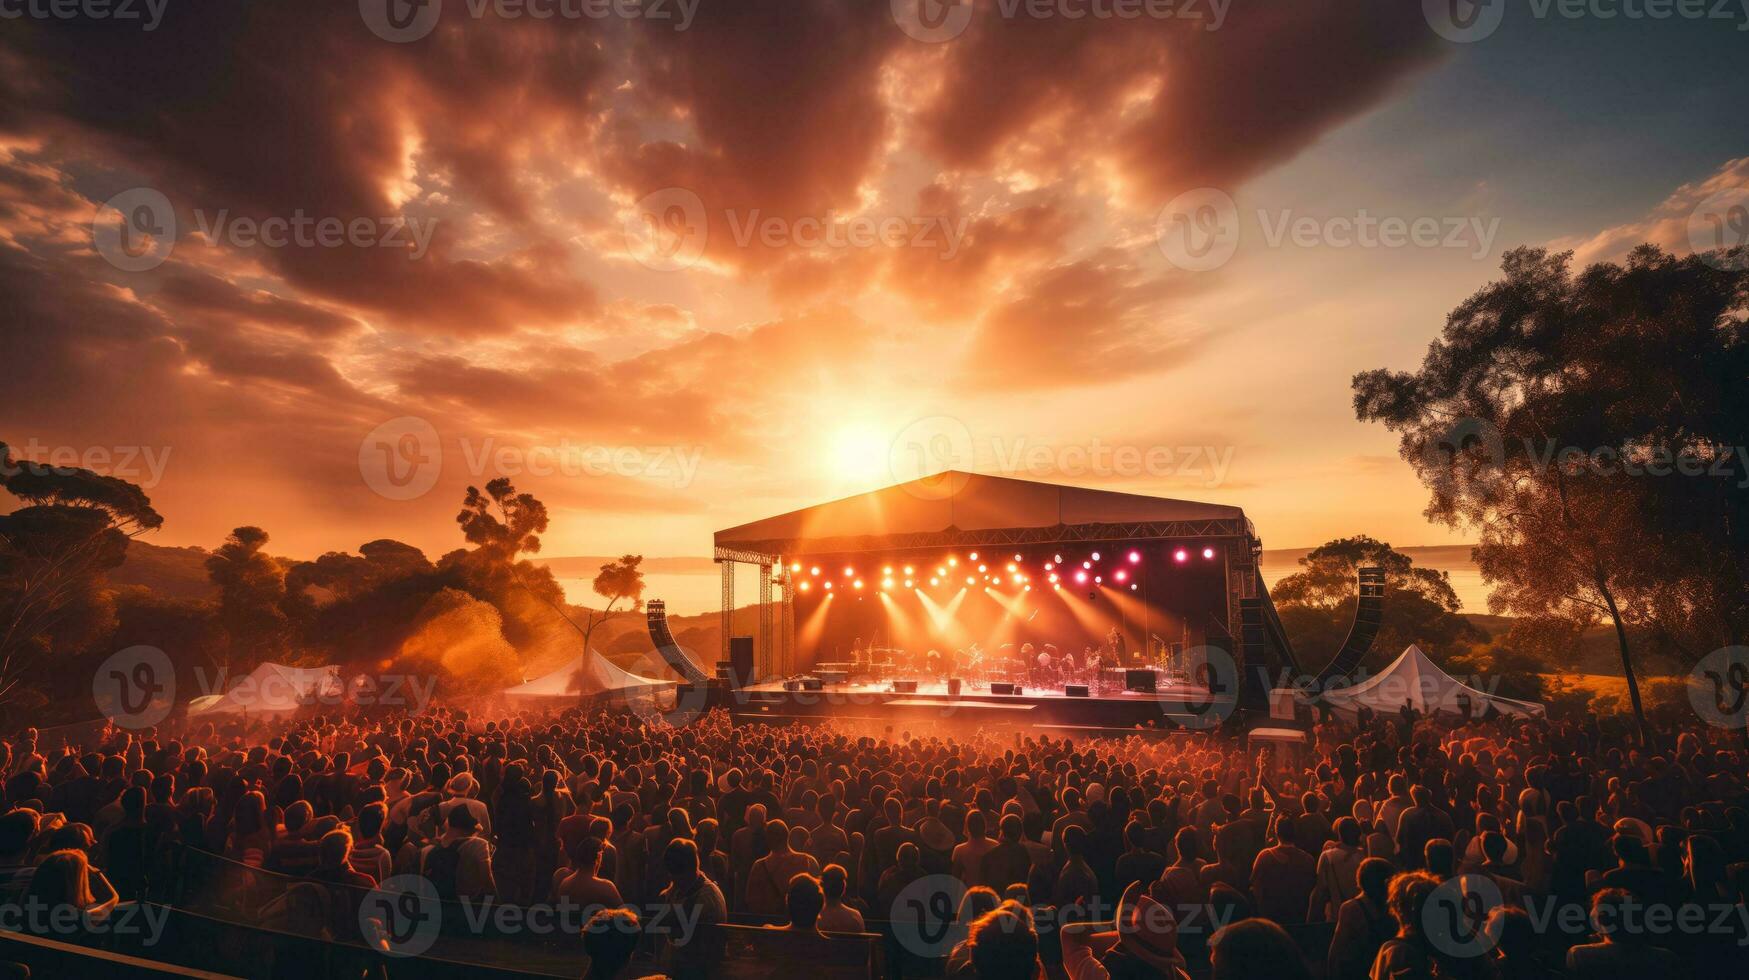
[
  {"left": 930, "top": 577, "right": 939, "bottom": 586},
  {"left": 1095, "top": 575, "right": 1103, "bottom": 584},
  {"left": 853, "top": 579, "right": 864, "bottom": 590},
  {"left": 1075, "top": 571, "right": 1088, "bottom": 584},
  {"left": 1010, "top": 575, "right": 1022, "bottom": 585},
  {"left": 1006, "top": 562, "right": 1017, "bottom": 572},
  {"left": 903, "top": 565, "right": 914, "bottom": 575},
  {"left": 1130, "top": 583, "right": 1137, "bottom": 591},
  {"left": 824, "top": 581, "right": 833, "bottom": 590},
  {"left": 948, "top": 556, "right": 959, "bottom": 566},
  {"left": 883, "top": 566, "right": 893, "bottom": 575},
  {"left": 1024, "top": 585, "right": 1032, "bottom": 592},
  {"left": 882, "top": 577, "right": 894, "bottom": 589},
  {"left": 1013, "top": 553, "right": 1022, "bottom": 562},
  {"left": 1128, "top": 551, "right": 1140, "bottom": 564},
  {"left": 1048, "top": 573, "right": 1059, "bottom": 583},
  {"left": 1053, "top": 553, "right": 1063, "bottom": 564},
  {"left": 1114, "top": 570, "right": 1127, "bottom": 582},
  {"left": 1091, "top": 551, "right": 1101, "bottom": 561},
  {"left": 1044, "top": 562, "right": 1054, "bottom": 571},
  {"left": 843, "top": 566, "right": 854, "bottom": 577},
  {"left": 966, "top": 576, "right": 975, "bottom": 585},
  {"left": 1083, "top": 561, "right": 1092, "bottom": 569},
  {"left": 799, "top": 581, "right": 810, "bottom": 592},
  {"left": 810, "top": 567, "right": 821, "bottom": 576},
  {"left": 1053, "top": 583, "right": 1062, "bottom": 590},
  {"left": 969, "top": 552, "right": 979, "bottom": 561},
  {"left": 1202, "top": 547, "right": 1216, "bottom": 560},
  {"left": 1174, "top": 549, "right": 1189, "bottom": 563},
  {"left": 904, "top": 579, "right": 914, "bottom": 588},
  {"left": 791, "top": 562, "right": 802, "bottom": 572},
  {"left": 978, "top": 564, "right": 987, "bottom": 573}
]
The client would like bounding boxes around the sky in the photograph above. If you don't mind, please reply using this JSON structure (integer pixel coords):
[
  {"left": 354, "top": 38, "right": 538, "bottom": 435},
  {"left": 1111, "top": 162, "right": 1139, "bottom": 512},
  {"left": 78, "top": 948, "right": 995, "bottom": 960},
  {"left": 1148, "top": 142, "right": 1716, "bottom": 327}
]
[{"left": 2, "top": 2, "right": 1746, "bottom": 563}]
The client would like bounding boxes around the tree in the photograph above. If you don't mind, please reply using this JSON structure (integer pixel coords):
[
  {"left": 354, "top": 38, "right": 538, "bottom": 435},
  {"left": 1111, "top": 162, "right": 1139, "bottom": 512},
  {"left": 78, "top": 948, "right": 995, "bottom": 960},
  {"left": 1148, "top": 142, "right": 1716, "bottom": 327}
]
[
  {"left": 0, "top": 441, "right": 163, "bottom": 704},
  {"left": 1271, "top": 535, "right": 1482, "bottom": 674},
  {"left": 205, "top": 526, "right": 291, "bottom": 667},
  {"left": 451, "top": 480, "right": 645, "bottom": 695},
  {"left": 1353, "top": 245, "right": 1749, "bottom": 742}
]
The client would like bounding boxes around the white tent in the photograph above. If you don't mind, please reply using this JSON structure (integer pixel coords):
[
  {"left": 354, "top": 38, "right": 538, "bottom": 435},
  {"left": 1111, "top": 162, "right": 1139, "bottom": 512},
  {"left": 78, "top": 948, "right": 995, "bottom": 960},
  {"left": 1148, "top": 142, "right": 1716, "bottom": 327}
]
[
  {"left": 187, "top": 662, "right": 343, "bottom": 718},
  {"left": 503, "top": 650, "right": 674, "bottom": 701},
  {"left": 1318, "top": 645, "right": 1545, "bottom": 720}
]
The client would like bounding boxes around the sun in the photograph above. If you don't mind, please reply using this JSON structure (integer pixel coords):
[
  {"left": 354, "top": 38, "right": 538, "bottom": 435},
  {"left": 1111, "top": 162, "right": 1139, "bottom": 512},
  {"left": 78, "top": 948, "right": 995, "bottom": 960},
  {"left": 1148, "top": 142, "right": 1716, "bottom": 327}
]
[{"left": 827, "top": 423, "right": 892, "bottom": 485}]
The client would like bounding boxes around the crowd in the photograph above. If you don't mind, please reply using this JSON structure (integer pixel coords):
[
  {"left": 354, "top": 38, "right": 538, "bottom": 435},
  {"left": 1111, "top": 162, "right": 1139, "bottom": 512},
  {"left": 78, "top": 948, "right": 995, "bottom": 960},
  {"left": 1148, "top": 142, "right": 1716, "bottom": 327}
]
[{"left": 1, "top": 701, "right": 1747, "bottom": 980}]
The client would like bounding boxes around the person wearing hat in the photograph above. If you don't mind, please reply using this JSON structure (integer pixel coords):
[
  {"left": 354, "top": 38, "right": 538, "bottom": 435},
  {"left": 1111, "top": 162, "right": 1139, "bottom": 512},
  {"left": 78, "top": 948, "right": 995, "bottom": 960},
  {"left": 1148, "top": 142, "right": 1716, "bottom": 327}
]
[
  {"left": 439, "top": 771, "right": 491, "bottom": 838},
  {"left": 1061, "top": 882, "right": 1190, "bottom": 980}
]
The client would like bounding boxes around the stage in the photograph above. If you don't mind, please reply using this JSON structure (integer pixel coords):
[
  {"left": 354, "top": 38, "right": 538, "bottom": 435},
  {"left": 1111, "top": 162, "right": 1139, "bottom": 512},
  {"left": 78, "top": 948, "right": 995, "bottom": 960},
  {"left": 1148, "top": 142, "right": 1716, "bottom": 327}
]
[{"left": 729, "top": 676, "right": 1230, "bottom": 732}]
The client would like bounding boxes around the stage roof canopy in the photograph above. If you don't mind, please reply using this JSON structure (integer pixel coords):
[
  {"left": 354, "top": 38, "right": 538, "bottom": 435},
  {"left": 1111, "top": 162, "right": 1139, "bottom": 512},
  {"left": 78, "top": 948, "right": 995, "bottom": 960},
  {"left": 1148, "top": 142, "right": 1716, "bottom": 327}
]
[{"left": 715, "top": 471, "right": 1253, "bottom": 557}]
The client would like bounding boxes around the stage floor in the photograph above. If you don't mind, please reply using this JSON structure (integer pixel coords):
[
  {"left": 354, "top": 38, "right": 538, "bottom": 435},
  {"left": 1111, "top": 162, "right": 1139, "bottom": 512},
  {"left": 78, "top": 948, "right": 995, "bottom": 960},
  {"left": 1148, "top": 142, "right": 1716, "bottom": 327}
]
[{"left": 731, "top": 678, "right": 1229, "bottom": 731}]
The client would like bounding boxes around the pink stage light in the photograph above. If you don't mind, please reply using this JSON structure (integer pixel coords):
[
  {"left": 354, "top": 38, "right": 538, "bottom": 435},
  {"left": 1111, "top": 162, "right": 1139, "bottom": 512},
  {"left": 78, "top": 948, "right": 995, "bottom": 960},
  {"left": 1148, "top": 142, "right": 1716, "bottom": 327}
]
[
  {"left": 1114, "top": 570, "right": 1127, "bottom": 582},
  {"left": 1128, "top": 550, "right": 1140, "bottom": 564},
  {"left": 1091, "top": 551, "right": 1101, "bottom": 561},
  {"left": 1174, "top": 549, "right": 1189, "bottom": 563},
  {"left": 1202, "top": 547, "right": 1216, "bottom": 559},
  {"left": 1075, "top": 571, "right": 1088, "bottom": 584}
]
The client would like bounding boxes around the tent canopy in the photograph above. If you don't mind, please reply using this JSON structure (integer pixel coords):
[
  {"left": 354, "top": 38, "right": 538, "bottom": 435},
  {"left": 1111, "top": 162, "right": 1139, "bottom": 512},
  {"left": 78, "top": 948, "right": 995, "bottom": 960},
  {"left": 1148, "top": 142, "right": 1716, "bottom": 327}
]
[
  {"left": 714, "top": 471, "right": 1250, "bottom": 556},
  {"left": 504, "top": 649, "right": 674, "bottom": 700},
  {"left": 187, "top": 662, "right": 342, "bottom": 717},
  {"left": 1317, "top": 645, "right": 1545, "bottom": 719}
]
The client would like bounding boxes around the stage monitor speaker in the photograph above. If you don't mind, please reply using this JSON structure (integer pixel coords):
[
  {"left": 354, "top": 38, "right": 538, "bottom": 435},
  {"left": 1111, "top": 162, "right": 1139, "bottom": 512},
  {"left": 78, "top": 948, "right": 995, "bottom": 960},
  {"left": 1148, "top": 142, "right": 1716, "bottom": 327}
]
[
  {"left": 1065, "top": 684, "right": 1090, "bottom": 698},
  {"left": 892, "top": 680, "right": 918, "bottom": 694},
  {"left": 783, "top": 679, "right": 802, "bottom": 692},
  {"left": 946, "top": 678, "right": 962, "bottom": 696},
  {"left": 1125, "top": 669, "right": 1158, "bottom": 694},
  {"left": 1013, "top": 685, "right": 1024, "bottom": 696},
  {"left": 802, "top": 677, "right": 824, "bottom": 692},
  {"left": 990, "top": 682, "right": 1015, "bottom": 695},
  {"left": 728, "top": 637, "right": 754, "bottom": 689}
]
